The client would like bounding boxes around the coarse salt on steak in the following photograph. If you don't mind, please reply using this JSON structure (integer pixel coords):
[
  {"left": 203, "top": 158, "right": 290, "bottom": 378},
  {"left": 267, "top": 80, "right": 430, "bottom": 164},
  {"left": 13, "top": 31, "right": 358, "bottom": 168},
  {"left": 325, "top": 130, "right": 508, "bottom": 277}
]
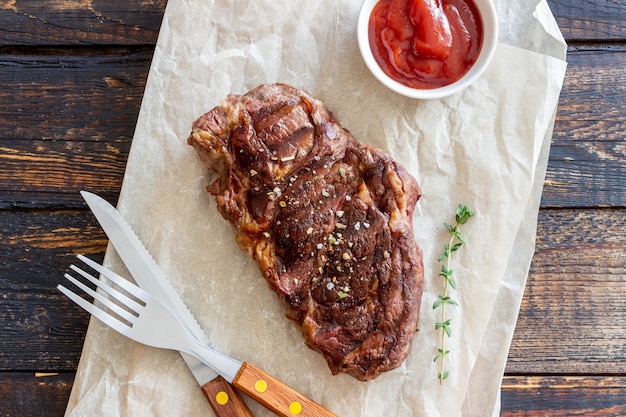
[{"left": 187, "top": 83, "right": 423, "bottom": 381}]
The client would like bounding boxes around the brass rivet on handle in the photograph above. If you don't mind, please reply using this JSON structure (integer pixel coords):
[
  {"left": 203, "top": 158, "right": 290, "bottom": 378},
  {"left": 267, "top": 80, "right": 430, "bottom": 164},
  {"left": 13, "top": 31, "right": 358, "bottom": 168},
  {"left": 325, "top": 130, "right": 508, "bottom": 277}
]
[
  {"left": 255, "top": 379, "right": 268, "bottom": 393},
  {"left": 215, "top": 391, "right": 229, "bottom": 405},
  {"left": 289, "top": 401, "right": 303, "bottom": 415}
]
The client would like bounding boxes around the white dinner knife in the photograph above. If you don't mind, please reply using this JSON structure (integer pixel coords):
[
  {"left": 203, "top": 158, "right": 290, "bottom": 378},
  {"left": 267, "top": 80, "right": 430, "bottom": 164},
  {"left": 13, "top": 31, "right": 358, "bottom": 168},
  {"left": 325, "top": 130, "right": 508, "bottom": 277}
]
[{"left": 82, "top": 191, "right": 252, "bottom": 416}]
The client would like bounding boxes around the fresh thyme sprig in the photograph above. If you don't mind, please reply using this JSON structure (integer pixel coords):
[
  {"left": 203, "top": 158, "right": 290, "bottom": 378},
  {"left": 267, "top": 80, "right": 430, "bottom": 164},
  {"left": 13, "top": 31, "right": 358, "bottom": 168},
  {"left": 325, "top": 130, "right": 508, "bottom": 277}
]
[{"left": 433, "top": 204, "right": 473, "bottom": 384}]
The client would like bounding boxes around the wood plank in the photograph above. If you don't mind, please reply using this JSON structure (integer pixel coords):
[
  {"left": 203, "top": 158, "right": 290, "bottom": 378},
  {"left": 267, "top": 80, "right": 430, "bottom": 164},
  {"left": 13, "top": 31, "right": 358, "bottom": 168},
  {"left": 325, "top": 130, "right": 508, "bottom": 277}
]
[
  {"left": 0, "top": 48, "right": 152, "bottom": 142},
  {"left": 1, "top": 1, "right": 624, "bottom": 46},
  {"left": 0, "top": 289, "right": 91, "bottom": 371},
  {"left": 0, "top": 0, "right": 165, "bottom": 46},
  {"left": 542, "top": 46, "right": 626, "bottom": 208},
  {"left": 552, "top": 47, "right": 626, "bottom": 142},
  {"left": 0, "top": 372, "right": 74, "bottom": 417},
  {"left": 548, "top": 0, "right": 626, "bottom": 41},
  {"left": 0, "top": 210, "right": 107, "bottom": 370},
  {"left": 0, "top": 210, "right": 108, "bottom": 282},
  {"left": 506, "top": 208, "right": 626, "bottom": 374},
  {"left": 542, "top": 140, "right": 626, "bottom": 208},
  {"left": 501, "top": 376, "right": 626, "bottom": 416},
  {"left": 0, "top": 139, "right": 128, "bottom": 209}
]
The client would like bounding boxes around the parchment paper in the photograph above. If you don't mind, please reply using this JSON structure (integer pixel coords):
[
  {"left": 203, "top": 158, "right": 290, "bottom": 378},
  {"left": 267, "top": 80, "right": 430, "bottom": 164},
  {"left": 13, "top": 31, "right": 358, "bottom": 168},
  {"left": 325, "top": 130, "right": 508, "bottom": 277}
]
[{"left": 65, "top": 1, "right": 567, "bottom": 416}]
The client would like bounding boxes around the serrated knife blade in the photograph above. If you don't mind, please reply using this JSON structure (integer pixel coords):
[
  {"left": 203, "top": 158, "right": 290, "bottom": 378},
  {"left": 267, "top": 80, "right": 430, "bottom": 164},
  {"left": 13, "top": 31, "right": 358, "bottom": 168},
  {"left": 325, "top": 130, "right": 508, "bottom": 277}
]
[{"left": 81, "top": 191, "right": 253, "bottom": 417}]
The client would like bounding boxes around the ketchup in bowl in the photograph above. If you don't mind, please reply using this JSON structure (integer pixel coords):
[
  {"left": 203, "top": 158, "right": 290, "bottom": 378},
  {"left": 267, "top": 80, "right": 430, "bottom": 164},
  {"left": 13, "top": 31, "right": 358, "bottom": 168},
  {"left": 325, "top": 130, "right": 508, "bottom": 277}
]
[{"left": 368, "top": 0, "right": 483, "bottom": 90}]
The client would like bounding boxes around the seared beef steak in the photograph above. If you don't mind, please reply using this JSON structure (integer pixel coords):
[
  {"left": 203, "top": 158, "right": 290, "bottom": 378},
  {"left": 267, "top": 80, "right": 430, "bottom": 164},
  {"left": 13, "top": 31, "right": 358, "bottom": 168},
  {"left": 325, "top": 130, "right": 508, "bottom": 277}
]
[{"left": 187, "top": 83, "right": 423, "bottom": 381}]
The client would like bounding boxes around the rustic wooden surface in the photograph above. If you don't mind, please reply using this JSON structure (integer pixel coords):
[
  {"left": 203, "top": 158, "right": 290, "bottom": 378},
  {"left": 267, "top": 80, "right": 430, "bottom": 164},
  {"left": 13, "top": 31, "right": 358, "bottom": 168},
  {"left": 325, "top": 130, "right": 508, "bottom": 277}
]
[{"left": 0, "top": 1, "right": 624, "bottom": 416}]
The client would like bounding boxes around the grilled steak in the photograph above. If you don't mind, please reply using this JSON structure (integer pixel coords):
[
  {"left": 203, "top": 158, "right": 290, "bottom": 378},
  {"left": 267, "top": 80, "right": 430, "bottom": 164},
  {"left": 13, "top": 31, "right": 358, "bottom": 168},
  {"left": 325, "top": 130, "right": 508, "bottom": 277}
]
[{"left": 187, "top": 83, "right": 423, "bottom": 380}]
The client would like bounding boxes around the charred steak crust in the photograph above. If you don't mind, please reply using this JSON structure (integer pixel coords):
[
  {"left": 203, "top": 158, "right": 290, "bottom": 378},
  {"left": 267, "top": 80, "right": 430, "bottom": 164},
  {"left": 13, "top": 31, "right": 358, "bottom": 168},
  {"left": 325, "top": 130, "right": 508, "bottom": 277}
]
[{"left": 188, "top": 83, "right": 423, "bottom": 381}]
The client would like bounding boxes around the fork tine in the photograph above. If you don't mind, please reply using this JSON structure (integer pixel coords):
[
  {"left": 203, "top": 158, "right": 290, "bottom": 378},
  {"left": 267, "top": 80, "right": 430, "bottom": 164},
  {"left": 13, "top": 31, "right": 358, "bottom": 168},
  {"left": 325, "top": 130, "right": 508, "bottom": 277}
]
[
  {"left": 78, "top": 254, "right": 148, "bottom": 301},
  {"left": 64, "top": 272, "right": 138, "bottom": 325},
  {"left": 57, "top": 284, "right": 133, "bottom": 337},
  {"left": 70, "top": 263, "right": 144, "bottom": 313}
]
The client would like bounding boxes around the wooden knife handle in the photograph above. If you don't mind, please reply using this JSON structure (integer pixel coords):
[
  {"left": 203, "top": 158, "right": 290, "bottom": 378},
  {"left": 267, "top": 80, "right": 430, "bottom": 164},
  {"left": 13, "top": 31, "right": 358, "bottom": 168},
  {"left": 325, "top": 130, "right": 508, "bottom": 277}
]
[
  {"left": 232, "top": 362, "right": 338, "bottom": 417},
  {"left": 202, "top": 375, "right": 254, "bottom": 417}
]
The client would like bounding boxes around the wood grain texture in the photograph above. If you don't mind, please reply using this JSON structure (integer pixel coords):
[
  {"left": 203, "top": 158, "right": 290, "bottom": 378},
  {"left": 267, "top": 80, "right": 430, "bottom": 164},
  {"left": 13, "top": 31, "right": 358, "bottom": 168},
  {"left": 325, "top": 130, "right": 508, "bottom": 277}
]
[
  {"left": 232, "top": 362, "right": 338, "bottom": 417},
  {"left": 542, "top": 46, "right": 626, "bottom": 208},
  {"left": 0, "top": 0, "right": 165, "bottom": 45},
  {"left": 202, "top": 376, "right": 255, "bottom": 417},
  {"left": 0, "top": 1, "right": 623, "bottom": 45},
  {"left": 548, "top": 0, "right": 626, "bottom": 41},
  {"left": 0, "top": 49, "right": 152, "bottom": 141},
  {"left": 501, "top": 376, "right": 626, "bottom": 416},
  {"left": 0, "top": 372, "right": 74, "bottom": 417},
  {"left": 506, "top": 208, "right": 626, "bottom": 374},
  {"left": 0, "top": 139, "right": 129, "bottom": 209},
  {"left": 0, "top": 210, "right": 106, "bottom": 370}
]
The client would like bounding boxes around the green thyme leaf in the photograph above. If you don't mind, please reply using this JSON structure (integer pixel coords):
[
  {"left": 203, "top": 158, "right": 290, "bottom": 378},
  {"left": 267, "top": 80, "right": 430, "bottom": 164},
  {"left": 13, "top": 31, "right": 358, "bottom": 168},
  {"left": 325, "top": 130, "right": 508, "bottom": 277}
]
[
  {"left": 439, "top": 265, "right": 451, "bottom": 278},
  {"left": 456, "top": 204, "right": 473, "bottom": 224},
  {"left": 448, "top": 276, "right": 457, "bottom": 290}
]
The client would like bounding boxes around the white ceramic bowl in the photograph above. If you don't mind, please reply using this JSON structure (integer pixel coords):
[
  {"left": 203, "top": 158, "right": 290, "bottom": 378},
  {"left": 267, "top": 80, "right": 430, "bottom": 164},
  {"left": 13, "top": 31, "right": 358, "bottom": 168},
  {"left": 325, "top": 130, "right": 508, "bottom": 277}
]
[{"left": 357, "top": 0, "right": 499, "bottom": 99}]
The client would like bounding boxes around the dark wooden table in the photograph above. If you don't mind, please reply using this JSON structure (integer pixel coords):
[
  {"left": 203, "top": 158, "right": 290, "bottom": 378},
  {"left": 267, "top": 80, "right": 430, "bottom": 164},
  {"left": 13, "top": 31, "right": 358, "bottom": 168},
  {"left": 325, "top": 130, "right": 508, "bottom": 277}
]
[{"left": 1, "top": 1, "right": 624, "bottom": 415}]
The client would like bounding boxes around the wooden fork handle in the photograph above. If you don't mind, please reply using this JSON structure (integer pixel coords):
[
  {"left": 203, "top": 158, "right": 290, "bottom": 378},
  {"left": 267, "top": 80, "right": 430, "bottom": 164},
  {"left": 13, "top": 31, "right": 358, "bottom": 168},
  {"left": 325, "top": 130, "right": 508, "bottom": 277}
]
[
  {"left": 202, "top": 375, "right": 254, "bottom": 417},
  {"left": 232, "top": 362, "right": 338, "bottom": 417}
]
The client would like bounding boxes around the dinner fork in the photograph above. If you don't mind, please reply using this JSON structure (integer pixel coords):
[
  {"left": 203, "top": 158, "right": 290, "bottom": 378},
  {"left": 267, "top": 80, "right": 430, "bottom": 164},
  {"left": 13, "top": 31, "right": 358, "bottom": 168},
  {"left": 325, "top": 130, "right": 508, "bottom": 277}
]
[{"left": 59, "top": 258, "right": 338, "bottom": 417}]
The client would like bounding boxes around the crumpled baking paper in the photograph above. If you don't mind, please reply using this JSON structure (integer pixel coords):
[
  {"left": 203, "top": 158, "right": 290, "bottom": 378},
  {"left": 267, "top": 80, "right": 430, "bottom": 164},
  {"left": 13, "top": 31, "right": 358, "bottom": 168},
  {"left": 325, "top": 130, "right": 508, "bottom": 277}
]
[{"left": 65, "top": 0, "right": 567, "bottom": 416}]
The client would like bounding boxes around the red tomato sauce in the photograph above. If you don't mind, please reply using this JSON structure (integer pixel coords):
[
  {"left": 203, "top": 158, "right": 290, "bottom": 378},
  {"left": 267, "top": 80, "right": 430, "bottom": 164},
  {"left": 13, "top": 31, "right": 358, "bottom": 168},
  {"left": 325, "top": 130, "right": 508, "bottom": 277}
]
[{"left": 369, "top": 0, "right": 483, "bottom": 89}]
